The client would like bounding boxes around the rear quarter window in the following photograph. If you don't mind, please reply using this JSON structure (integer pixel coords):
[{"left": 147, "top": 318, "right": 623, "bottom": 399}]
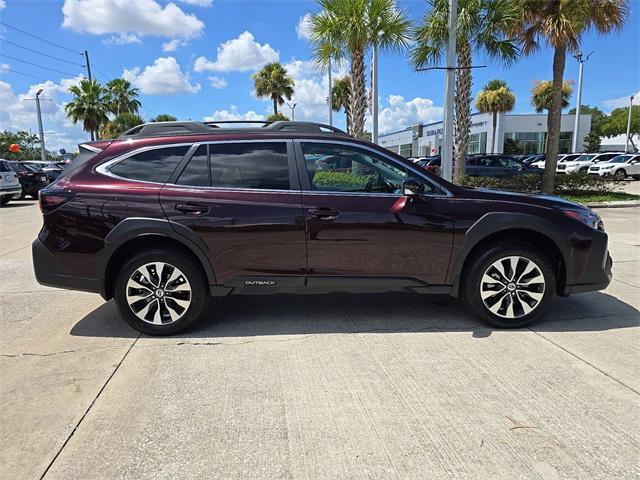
[
  {"left": 108, "top": 145, "right": 190, "bottom": 183},
  {"left": 0, "top": 160, "right": 11, "bottom": 172}
]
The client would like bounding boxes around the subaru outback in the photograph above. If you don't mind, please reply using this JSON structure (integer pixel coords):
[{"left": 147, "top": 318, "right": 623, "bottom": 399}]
[{"left": 32, "top": 121, "right": 612, "bottom": 335}]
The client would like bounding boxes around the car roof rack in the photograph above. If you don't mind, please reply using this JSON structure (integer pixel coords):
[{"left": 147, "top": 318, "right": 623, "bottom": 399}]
[{"left": 119, "top": 120, "right": 349, "bottom": 139}]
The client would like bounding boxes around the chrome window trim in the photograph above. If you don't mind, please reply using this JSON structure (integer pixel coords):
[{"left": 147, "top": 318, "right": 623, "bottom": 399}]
[
  {"left": 96, "top": 142, "right": 196, "bottom": 185},
  {"left": 80, "top": 143, "right": 103, "bottom": 153},
  {"left": 296, "top": 138, "right": 453, "bottom": 198}
]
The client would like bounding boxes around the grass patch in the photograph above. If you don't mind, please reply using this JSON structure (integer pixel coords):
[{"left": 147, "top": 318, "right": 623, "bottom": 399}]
[{"left": 559, "top": 192, "right": 640, "bottom": 204}]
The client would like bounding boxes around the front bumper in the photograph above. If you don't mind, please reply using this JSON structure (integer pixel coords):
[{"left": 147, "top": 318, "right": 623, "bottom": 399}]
[
  {"left": 563, "top": 230, "right": 613, "bottom": 294},
  {"left": 0, "top": 185, "right": 22, "bottom": 196},
  {"left": 32, "top": 238, "right": 101, "bottom": 294}
]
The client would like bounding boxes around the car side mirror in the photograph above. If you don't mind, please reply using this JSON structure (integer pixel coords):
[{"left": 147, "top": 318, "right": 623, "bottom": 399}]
[{"left": 402, "top": 178, "right": 424, "bottom": 197}]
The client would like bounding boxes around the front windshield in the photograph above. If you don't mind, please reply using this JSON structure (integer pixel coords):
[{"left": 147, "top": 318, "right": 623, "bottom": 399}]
[{"left": 574, "top": 154, "right": 595, "bottom": 162}]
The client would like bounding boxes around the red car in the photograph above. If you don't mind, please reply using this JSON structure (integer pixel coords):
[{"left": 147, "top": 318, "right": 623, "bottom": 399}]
[{"left": 33, "top": 121, "right": 611, "bottom": 335}]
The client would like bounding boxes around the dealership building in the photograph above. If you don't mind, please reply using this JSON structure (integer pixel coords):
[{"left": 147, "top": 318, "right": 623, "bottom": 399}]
[{"left": 378, "top": 112, "right": 592, "bottom": 157}]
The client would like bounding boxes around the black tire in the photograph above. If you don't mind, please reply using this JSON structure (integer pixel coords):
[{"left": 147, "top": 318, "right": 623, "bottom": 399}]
[
  {"left": 614, "top": 169, "right": 626, "bottom": 179},
  {"left": 460, "top": 242, "right": 556, "bottom": 328},
  {"left": 579, "top": 166, "right": 589, "bottom": 172},
  {"left": 114, "top": 247, "right": 210, "bottom": 335},
  {"left": 632, "top": 175, "right": 640, "bottom": 180},
  {"left": 0, "top": 196, "right": 10, "bottom": 206}
]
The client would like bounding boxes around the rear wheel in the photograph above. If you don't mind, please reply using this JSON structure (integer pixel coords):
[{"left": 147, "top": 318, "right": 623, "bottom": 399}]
[
  {"left": 0, "top": 196, "right": 10, "bottom": 206},
  {"left": 632, "top": 175, "right": 640, "bottom": 180},
  {"left": 114, "top": 248, "right": 210, "bottom": 335},
  {"left": 461, "top": 243, "right": 556, "bottom": 328}
]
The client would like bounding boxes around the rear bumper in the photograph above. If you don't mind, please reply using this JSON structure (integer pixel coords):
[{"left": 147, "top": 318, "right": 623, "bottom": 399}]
[
  {"left": 563, "top": 231, "right": 613, "bottom": 294},
  {"left": 32, "top": 238, "right": 101, "bottom": 294}
]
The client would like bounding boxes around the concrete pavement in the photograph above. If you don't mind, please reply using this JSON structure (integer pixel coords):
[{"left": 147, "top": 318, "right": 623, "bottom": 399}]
[{"left": 1, "top": 199, "right": 638, "bottom": 479}]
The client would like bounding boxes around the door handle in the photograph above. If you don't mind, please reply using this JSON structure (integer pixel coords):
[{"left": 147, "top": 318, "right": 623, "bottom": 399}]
[
  {"left": 308, "top": 207, "right": 339, "bottom": 220},
  {"left": 176, "top": 203, "right": 209, "bottom": 215}
]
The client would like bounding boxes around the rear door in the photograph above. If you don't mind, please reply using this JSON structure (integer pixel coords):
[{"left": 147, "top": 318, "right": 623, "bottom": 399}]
[{"left": 159, "top": 140, "right": 307, "bottom": 287}]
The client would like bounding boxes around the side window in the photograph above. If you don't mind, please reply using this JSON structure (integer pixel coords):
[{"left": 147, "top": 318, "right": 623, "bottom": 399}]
[
  {"left": 301, "top": 142, "right": 436, "bottom": 194},
  {"left": 177, "top": 145, "right": 210, "bottom": 186},
  {"left": 209, "top": 142, "right": 290, "bottom": 190},
  {"left": 109, "top": 145, "right": 189, "bottom": 183}
]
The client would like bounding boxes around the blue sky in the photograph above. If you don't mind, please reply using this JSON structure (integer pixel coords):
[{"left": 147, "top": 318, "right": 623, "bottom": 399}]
[{"left": 0, "top": 0, "right": 638, "bottom": 151}]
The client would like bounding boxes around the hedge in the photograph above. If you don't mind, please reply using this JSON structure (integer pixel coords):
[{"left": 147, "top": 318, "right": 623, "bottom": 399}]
[{"left": 458, "top": 173, "right": 622, "bottom": 196}]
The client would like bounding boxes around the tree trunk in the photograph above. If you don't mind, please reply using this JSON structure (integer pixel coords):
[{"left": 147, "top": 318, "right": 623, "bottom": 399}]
[
  {"left": 349, "top": 47, "right": 367, "bottom": 138},
  {"left": 453, "top": 39, "right": 472, "bottom": 182},
  {"left": 542, "top": 44, "right": 567, "bottom": 194},
  {"left": 491, "top": 112, "right": 497, "bottom": 154},
  {"left": 272, "top": 96, "right": 278, "bottom": 115}
]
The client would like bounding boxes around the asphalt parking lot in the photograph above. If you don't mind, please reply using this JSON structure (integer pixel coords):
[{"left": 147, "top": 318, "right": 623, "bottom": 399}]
[{"left": 1, "top": 199, "right": 638, "bottom": 479}]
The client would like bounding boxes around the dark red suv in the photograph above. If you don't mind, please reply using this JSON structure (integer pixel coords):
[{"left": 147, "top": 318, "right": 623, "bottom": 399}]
[{"left": 33, "top": 121, "right": 612, "bottom": 335}]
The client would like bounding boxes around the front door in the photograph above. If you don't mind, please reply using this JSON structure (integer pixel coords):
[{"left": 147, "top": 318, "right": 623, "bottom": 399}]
[
  {"left": 160, "top": 140, "right": 307, "bottom": 287},
  {"left": 296, "top": 141, "right": 454, "bottom": 286}
]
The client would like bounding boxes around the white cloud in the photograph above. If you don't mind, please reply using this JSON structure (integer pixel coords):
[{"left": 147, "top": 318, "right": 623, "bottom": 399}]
[
  {"left": 0, "top": 78, "right": 88, "bottom": 153},
  {"left": 123, "top": 57, "right": 200, "bottom": 95},
  {"left": 378, "top": 95, "right": 443, "bottom": 134},
  {"left": 194, "top": 31, "right": 279, "bottom": 72},
  {"left": 105, "top": 33, "right": 141, "bottom": 45},
  {"left": 61, "top": 0, "right": 204, "bottom": 40},
  {"left": 203, "top": 105, "right": 264, "bottom": 122},
  {"left": 0, "top": 1, "right": 6, "bottom": 10},
  {"left": 177, "top": 0, "right": 213, "bottom": 5},
  {"left": 296, "top": 13, "right": 313, "bottom": 40},
  {"left": 602, "top": 91, "right": 640, "bottom": 110},
  {"left": 0, "top": 63, "right": 10, "bottom": 71},
  {"left": 162, "top": 39, "right": 188, "bottom": 52},
  {"left": 208, "top": 76, "right": 227, "bottom": 89}
]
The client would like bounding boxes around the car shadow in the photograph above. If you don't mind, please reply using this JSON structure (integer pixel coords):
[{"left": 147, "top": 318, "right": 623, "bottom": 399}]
[
  {"left": 0, "top": 201, "right": 35, "bottom": 208},
  {"left": 70, "top": 291, "right": 640, "bottom": 339}
]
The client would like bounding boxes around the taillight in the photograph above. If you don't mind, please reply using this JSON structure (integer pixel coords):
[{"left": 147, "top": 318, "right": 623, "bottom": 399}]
[{"left": 39, "top": 189, "right": 74, "bottom": 212}]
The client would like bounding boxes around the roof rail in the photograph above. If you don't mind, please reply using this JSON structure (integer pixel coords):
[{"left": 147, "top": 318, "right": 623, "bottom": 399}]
[{"left": 118, "top": 120, "right": 349, "bottom": 139}]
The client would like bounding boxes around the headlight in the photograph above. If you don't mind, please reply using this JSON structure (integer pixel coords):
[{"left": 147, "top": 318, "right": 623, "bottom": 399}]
[
  {"left": 559, "top": 207, "right": 604, "bottom": 230},
  {"left": 600, "top": 165, "right": 613, "bottom": 170}
]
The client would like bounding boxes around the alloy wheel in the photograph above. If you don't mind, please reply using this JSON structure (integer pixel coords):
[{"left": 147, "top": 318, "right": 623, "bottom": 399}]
[
  {"left": 125, "top": 262, "right": 192, "bottom": 325},
  {"left": 480, "top": 256, "right": 545, "bottom": 319}
]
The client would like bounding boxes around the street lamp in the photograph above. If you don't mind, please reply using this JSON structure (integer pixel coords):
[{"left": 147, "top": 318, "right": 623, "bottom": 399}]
[
  {"left": 441, "top": 0, "right": 457, "bottom": 182},
  {"left": 571, "top": 51, "right": 594, "bottom": 153},
  {"left": 35, "top": 88, "right": 46, "bottom": 161},
  {"left": 625, "top": 94, "right": 635, "bottom": 153},
  {"left": 286, "top": 102, "right": 298, "bottom": 121},
  {"left": 328, "top": 57, "right": 333, "bottom": 126},
  {"left": 371, "top": 28, "right": 383, "bottom": 145}
]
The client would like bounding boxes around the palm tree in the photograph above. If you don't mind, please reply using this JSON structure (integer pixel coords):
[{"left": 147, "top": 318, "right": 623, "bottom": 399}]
[
  {"left": 100, "top": 113, "right": 145, "bottom": 139},
  {"left": 252, "top": 63, "right": 294, "bottom": 115},
  {"left": 513, "top": 0, "right": 628, "bottom": 193},
  {"left": 310, "top": 0, "right": 410, "bottom": 138},
  {"left": 475, "top": 79, "right": 516, "bottom": 153},
  {"left": 105, "top": 78, "right": 141, "bottom": 116},
  {"left": 530, "top": 80, "right": 573, "bottom": 113},
  {"left": 150, "top": 114, "right": 178, "bottom": 122},
  {"left": 267, "top": 112, "right": 290, "bottom": 122},
  {"left": 412, "top": 0, "right": 519, "bottom": 181},
  {"left": 332, "top": 75, "right": 351, "bottom": 132},
  {"left": 65, "top": 79, "right": 110, "bottom": 141}
]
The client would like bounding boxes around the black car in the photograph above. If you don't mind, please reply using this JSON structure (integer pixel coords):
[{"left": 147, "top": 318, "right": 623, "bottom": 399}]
[
  {"left": 8, "top": 161, "right": 49, "bottom": 199},
  {"left": 466, "top": 155, "right": 543, "bottom": 177},
  {"left": 24, "top": 162, "right": 64, "bottom": 182}
]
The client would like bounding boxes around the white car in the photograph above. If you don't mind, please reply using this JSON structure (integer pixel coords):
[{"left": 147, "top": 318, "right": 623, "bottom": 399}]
[
  {"left": 532, "top": 153, "right": 582, "bottom": 169},
  {"left": 588, "top": 154, "right": 640, "bottom": 179},
  {"left": 556, "top": 152, "right": 622, "bottom": 174},
  {"left": 0, "top": 159, "right": 22, "bottom": 206}
]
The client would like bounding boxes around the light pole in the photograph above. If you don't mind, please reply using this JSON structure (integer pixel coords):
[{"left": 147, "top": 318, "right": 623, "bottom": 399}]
[
  {"left": 328, "top": 57, "right": 333, "bottom": 126},
  {"left": 372, "top": 43, "right": 378, "bottom": 144},
  {"left": 571, "top": 51, "right": 594, "bottom": 153},
  {"left": 35, "top": 88, "right": 46, "bottom": 161},
  {"left": 441, "top": 0, "right": 457, "bottom": 182},
  {"left": 287, "top": 102, "right": 298, "bottom": 121},
  {"left": 625, "top": 94, "right": 635, "bottom": 153}
]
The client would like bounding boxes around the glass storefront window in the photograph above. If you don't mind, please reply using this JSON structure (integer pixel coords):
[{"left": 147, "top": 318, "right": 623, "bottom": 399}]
[
  {"left": 399, "top": 143, "right": 413, "bottom": 158},
  {"left": 467, "top": 132, "right": 487, "bottom": 154}
]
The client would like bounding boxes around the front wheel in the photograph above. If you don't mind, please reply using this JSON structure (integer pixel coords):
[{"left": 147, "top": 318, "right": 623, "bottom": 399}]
[
  {"left": 461, "top": 243, "right": 556, "bottom": 328},
  {"left": 0, "top": 196, "right": 10, "bottom": 206},
  {"left": 614, "top": 169, "right": 626, "bottom": 180},
  {"left": 114, "top": 248, "right": 210, "bottom": 335}
]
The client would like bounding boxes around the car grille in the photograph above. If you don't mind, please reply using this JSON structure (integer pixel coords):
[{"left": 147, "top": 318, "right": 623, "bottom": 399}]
[
  {"left": 557, "top": 164, "right": 566, "bottom": 170},
  {"left": 590, "top": 167, "right": 599, "bottom": 171}
]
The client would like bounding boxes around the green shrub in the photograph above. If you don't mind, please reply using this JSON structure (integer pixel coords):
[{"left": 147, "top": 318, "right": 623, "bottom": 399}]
[
  {"left": 313, "top": 171, "right": 372, "bottom": 188},
  {"left": 458, "top": 172, "right": 621, "bottom": 196}
]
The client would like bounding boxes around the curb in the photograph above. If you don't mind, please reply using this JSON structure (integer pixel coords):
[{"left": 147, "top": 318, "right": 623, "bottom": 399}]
[{"left": 585, "top": 200, "right": 640, "bottom": 209}]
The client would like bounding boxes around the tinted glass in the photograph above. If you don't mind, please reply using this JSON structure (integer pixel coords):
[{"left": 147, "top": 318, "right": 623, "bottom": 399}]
[
  {"left": 209, "top": 142, "right": 289, "bottom": 190},
  {"left": 0, "top": 160, "right": 10, "bottom": 172},
  {"left": 9, "top": 162, "right": 27, "bottom": 173},
  {"left": 301, "top": 142, "right": 439, "bottom": 194},
  {"left": 177, "top": 145, "right": 210, "bottom": 186},
  {"left": 109, "top": 145, "right": 189, "bottom": 183}
]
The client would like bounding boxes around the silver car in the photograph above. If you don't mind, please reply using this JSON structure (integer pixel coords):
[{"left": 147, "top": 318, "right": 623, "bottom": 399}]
[{"left": 0, "top": 159, "right": 22, "bottom": 206}]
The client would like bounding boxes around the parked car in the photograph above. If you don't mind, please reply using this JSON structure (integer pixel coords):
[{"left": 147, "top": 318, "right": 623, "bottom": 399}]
[
  {"left": 0, "top": 159, "right": 22, "bottom": 206},
  {"left": 588, "top": 154, "right": 640, "bottom": 179},
  {"left": 32, "top": 120, "right": 612, "bottom": 335},
  {"left": 8, "top": 161, "right": 49, "bottom": 199},
  {"left": 530, "top": 153, "right": 581, "bottom": 169},
  {"left": 24, "top": 161, "right": 64, "bottom": 182},
  {"left": 466, "top": 154, "right": 543, "bottom": 177},
  {"left": 556, "top": 152, "right": 622, "bottom": 174},
  {"left": 416, "top": 156, "right": 441, "bottom": 173}
]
